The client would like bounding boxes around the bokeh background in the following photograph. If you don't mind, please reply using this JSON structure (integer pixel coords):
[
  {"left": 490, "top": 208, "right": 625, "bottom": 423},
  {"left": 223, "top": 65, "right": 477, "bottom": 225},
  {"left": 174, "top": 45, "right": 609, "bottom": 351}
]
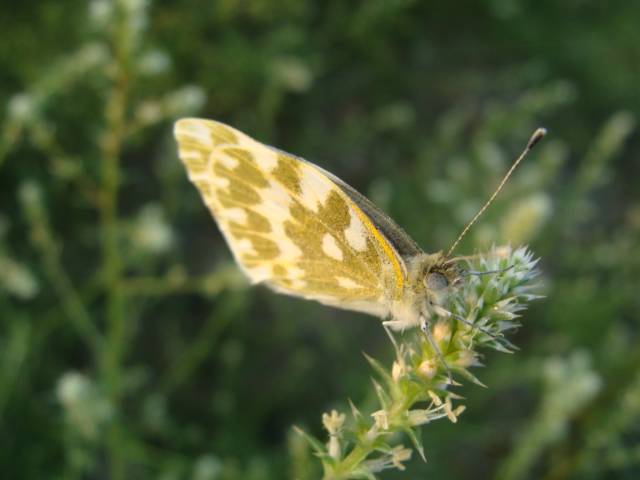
[{"left": 1, "top": 0, "right": 639, "bottom": 479}]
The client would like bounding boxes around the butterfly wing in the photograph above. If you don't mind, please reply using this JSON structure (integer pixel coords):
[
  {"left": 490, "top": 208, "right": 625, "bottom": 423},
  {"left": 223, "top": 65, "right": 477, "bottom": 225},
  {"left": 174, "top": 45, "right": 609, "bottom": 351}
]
[
  {"left": 174, "top": 119, "right": 414, "bottom": 317},
  {"left": 307, "top": 164, "right": 423, "bottom": 257}
]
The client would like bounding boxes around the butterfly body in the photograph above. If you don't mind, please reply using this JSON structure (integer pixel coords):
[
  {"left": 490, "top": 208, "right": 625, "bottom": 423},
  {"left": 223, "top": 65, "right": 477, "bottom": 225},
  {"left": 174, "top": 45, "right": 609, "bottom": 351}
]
[{"left": 174, "top": 118, "right": 463, "bottom": 331}]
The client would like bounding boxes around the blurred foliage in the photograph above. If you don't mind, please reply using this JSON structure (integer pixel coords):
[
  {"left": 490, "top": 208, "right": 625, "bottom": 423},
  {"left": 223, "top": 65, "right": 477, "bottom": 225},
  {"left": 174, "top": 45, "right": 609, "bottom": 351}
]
[{"left": 0, "top": 0, "right": 638, "bottom": 479}]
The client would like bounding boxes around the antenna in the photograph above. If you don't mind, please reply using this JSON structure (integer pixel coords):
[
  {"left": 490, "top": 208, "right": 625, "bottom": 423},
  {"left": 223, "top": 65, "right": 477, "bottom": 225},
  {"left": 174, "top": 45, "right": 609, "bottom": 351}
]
[{"left": 447, "top": 128, "right": 547, "bottom": 257}]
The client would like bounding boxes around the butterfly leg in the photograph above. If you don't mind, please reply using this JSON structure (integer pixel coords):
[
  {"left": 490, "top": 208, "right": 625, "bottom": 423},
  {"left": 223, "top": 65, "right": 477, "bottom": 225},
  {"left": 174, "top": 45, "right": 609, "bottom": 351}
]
[
  {"left": 433, "top": 306, "right": 497, "bottom": 339},
  {"left": 420, "top": 316, "right": 454, "bottom": 386}
]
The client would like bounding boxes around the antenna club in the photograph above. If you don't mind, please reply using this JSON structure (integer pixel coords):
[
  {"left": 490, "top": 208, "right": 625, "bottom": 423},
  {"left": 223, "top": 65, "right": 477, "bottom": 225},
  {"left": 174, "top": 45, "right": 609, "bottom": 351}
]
[{"left": 528, "top": 128, "right": 547, "bottom": 150}]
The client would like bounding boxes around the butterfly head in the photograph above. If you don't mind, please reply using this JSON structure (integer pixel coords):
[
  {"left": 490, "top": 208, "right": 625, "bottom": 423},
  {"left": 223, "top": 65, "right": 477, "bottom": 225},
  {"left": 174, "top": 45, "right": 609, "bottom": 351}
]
[{"left": 407, "top": 253, "right": 462, "bottom": 309}]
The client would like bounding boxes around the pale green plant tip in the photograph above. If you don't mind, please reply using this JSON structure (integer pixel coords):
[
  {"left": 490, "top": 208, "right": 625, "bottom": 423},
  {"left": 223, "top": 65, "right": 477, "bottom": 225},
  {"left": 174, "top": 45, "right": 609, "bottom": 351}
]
[{"left": 298, "top": 245, "right": 541, "bottom": 479}]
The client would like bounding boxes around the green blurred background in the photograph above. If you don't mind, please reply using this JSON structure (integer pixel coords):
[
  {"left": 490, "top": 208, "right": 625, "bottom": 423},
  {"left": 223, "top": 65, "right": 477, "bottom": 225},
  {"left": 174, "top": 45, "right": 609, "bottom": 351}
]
[{"left": 1, "top": 0, "right": 639, "bottom": 479}]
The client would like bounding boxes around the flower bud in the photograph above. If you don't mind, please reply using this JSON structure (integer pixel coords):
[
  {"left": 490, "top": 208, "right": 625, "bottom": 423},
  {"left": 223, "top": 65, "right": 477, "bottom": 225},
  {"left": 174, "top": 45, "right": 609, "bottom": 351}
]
[
  {"left": 433, "top": 320, "right": 452, "bottom": 343},
  {"left": 416, "top": 359, "right": 437, "bottom": 380}
]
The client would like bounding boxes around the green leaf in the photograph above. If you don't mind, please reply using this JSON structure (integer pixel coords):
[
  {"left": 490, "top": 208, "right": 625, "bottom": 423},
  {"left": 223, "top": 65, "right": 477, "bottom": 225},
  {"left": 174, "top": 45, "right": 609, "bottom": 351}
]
[
  {"left": 399, "top": 424, "right": 426, "bottom": 461},
  {"left": 371, "top": 378, "right": 391, "bottom": 411},
  {"left": 451, "top": 366, "right": 487, "bottom": 387},
  {"left": 351, "top": 465, "right": 379, "bottom": 480},
  {"left": 349, "top": 398, "right": 372, "bottom": 432},
  {"left": 293, "top": 425, "right": 327, "bottom": 455},
  {"left": 364, "top": 352, "right": 394, "bottom": 389}
]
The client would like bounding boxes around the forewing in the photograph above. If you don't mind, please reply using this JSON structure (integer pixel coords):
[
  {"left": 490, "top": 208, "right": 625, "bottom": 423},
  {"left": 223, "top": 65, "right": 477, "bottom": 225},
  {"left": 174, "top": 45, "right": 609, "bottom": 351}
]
[
  {"left": 174, "top": 118, "right": 406, "bottom": 315},
  {"left": 303, "top": 163, "right": 423, "bottom": 257}
]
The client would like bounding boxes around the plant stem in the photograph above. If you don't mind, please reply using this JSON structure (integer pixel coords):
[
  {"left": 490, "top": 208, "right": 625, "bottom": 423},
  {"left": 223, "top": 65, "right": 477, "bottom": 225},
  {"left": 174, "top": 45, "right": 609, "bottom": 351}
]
[{"left": 99, "top": 11, "right": 133, "bottom": 479}]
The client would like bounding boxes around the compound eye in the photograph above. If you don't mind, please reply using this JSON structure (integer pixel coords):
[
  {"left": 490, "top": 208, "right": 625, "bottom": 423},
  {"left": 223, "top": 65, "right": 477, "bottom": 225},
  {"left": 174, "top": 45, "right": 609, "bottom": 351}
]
[{"left": 426, "top": 272, "right": 448, "bottom": 291}]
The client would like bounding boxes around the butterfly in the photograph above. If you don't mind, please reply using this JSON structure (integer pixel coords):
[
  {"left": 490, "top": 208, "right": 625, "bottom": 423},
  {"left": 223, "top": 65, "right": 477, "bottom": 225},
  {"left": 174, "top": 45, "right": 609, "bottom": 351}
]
[{"left": 174, "top": 118, "right": 545, "bottom": 380}]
